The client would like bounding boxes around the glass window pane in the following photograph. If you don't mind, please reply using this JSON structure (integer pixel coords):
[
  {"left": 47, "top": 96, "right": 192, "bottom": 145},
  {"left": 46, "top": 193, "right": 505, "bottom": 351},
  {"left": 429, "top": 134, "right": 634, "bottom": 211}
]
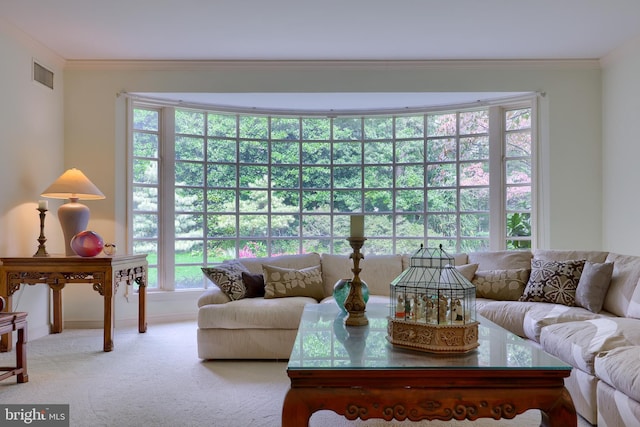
[
  {"left": 507, "top": 186, "right": 531, "bottom": 210},
  {"left": 461, "top": 162, "right": 489, "bottom": 186},
  {"left": 333, "top": 166, "right": 361, "bottom": 188},
  {"left": 460, "top": 136, "right": 489, "bottom": 160},
  {"left": 427, "top": 189, "right": 457, "bottom": 212},
  {"left": 208, "top": 214, "right": 237, "bottom": 237},
  {"left": 506, "top": 131, "right": 531, "bottom": 157},
  {"left": 427, "top": 163, "right": 457, "bottom": 187},
  {"left": 272, "top": 166, "right": 300, "bottom": 188},
  {"left": 461, "top": 213, "right": 490, "bottom": 237},
  {"left": 396, "top": 190, "right": 424, "bottom": 212},
  {"left": 207, "top": 164, "right": 236, "bottom": 187},
  {"left": 133, "top": 132, "right": 158, "bottom": 157},
  {"left": 239, "top": 166, "right": 268, "bottom": 187},
  {"left": 459, "top": 110, "right": 489, "bottom": 135},
  {"left": 395, "top": 116, "right": 424, "bottom": 138},
  {"left": 396, "top": 165, "right": 425, "bottom": 188},
  {"left": 133, "top": 186, "right": 157, "bottom": 211},
  {"left": 239, "top": 140, "right": 268, "bottom": 163},
  {"left": 272, "top": 141, "right": 300, "bottom": 164},
  {"left": 176, "top": 110, "right": 205, "bottom": 135},
  {"left": 364, "top": 190, "right": 393, "bottom": 213},
  {"left": 175, "top": 187, "right": 204, "bottom": 212},
  {"left": 134, "top": 214, "right": 157, "bottom": 238},
  {"left": 364, "top": 166, "right": 392, "bottom": 188},
  {"left": 333, "top": 142, "right": 361, "bottom": 164},
  {"left": 208, "top": 138, "right": 236, "bottom": 162},
  {"left": 460, "top": 188, "right": 489, "bottom": 211},
  {"left": 302, "top": 167, "right": 330, "bottom": 189},
  {"left": 396, "top": 139, "right": 425, "bottom": 163},
  {"left": 272, "top": 190, "right": 299, "bottom": 212},
  {"left": 506, "top": 159, "right": 531, "bottom": 184},
  {"left": 133, "top": 159, "right": 158, "bottom": 184},
  {"left": 133, "top": 109, "right": 158, "bottom": 131},
  {"left": 364, "top": 141, "right": 393, "bottom": 163},
  {"left": 396, "top": 214, "right": 424, "bottom": 236},
  {"left": 302, "top": 190, "right": 330, "bottom": 212},
  {"left": 175, "top": 162, "right": 204, "bottom": 186},
  {"left": 239, "top": 116, "right": 268, "bottom": 139},
  {"left": 271, "top": 215, "right": 299, "bottom": 236},
  {"left": 333, "top": 191, "right": 361, "bottom": 213},
  {"left": 302, "top": 215, "right": 331, "bottom": 236},
  {"left": 505, "top": 108, "right": 531, "bottom": 131},
  {"left": 239, "top": 190, "right": 268, "bottom": 212},
  {"left": 208, "top": 113, "right": 237, "bottom": 137},
  {"left": 427, "top": 113, "right": 456, "bottom": 137},
  {"left": 176, "top": 136, "right": 204, "bottom": 161},
  {"left": 175, "top": 214, "right": 203, "bottom": 237},
  {"left": 272, "top": 117, "right": 300, "bottom": 140},
  {"left": 333, "top": 118, "right": 361, "bottom": 140},
  {"left": 427, "top": 138, "right": 456, "bottom": 162},
  {"left": 302, "top": 142, "right": 330, "bottom": 164},
  {"left": 427, "top": 214, "right": 457, "bottom": 237},
  {"left": 364, "top": 117, "right": 393, "bottom": 139},
  {"left": 302, "top": 118, "right": 330, "bottom": 140},
  {"left": 239, "top": 215, "right": 268, "bottom": 237}
]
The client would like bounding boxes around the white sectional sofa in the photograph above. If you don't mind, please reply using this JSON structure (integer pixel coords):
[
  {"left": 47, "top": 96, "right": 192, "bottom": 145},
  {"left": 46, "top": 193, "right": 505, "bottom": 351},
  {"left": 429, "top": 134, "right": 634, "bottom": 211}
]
[{"left": 197, "top": 249, "right": 640, "bottom": 426}]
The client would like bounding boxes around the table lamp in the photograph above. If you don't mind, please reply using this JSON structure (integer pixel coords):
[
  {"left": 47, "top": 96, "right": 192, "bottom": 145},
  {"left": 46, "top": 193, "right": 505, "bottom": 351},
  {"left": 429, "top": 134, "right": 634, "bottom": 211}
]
[{"left": 41, "top": 168, "right": 105, "bottom": 255}]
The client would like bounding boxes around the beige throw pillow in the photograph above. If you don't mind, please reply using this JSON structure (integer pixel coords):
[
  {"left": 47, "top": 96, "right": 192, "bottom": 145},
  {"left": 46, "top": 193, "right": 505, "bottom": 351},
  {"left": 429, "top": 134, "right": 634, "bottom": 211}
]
[
  {"left": 473, "top": 269, "right": 530, "bottom": 300},
  {"left": 454, "top": 263, "right": 479, "bottom": 282},
  {"left": 263, "top": 264, "right": 325, "bottom": 301},
  {"left": 575, "top": 261, "right": 614, "bottom": 313}
]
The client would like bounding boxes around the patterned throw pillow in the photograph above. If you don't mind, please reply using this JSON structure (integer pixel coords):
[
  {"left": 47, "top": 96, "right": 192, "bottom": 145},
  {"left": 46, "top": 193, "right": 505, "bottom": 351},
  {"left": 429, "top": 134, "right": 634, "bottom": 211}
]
[
  {"left": 473, "top": 269, "right": 530, "bottom": 300},
  {"left": 262, "top": 264, "right": 325, "bottom": 301},
  {"left": 519, "top": 259, "right": 585, "bottom": 306},
  {"left": 201, "top": 260, "right": 250, "bottom": 300}
]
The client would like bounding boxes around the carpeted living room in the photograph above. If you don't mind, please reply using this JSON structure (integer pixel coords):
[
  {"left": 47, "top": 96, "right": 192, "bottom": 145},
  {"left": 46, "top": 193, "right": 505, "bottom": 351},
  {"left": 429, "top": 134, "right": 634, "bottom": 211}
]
[{"left": 1, "top": 1, "right": 640, "bottom": 426}]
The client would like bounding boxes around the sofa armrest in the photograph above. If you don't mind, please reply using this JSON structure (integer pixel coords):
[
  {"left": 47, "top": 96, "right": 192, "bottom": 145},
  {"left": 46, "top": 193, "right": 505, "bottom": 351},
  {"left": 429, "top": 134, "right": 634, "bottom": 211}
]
[{"left": 197, "top": 287, "right": 231, "bottom": 307}]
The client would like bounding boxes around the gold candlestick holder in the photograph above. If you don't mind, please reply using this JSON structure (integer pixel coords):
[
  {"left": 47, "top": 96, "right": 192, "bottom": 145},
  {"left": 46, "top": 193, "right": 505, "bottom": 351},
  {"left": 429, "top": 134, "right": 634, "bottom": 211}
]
[
  {"left": 33, "top": 207, "right": 50, "bottom": 257},
  {"left": 344, "top": 236, "right": 368, "bottom": 326}
]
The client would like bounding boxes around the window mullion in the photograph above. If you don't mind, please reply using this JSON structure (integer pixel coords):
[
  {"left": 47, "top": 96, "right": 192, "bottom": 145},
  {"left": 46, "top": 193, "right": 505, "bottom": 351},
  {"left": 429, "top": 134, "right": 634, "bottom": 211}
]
[
  {"left": 161, "top": 107, "right": 176, "bottom": 290},
  {"left": 488, "top": 106, "right": 505, "bottom": 251}
]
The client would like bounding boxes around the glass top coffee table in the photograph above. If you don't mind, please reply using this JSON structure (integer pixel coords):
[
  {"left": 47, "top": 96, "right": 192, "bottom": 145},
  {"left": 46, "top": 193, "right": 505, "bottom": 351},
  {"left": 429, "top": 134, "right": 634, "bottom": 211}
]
[{"left": 284, "top": 302, "right": 576, "bottom": 427}]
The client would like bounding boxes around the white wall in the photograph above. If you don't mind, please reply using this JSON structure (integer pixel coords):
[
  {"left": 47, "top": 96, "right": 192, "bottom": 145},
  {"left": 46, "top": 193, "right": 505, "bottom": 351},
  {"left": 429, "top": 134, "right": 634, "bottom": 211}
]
[
  {"left": 0, "top": 21, "right": 66, "bottom": 340},
  {"left": 602, "top": 35, "right": 640, "bottom": 255},
  {"left": 61, "top": 60, "right": 604, "bottom": 324}
]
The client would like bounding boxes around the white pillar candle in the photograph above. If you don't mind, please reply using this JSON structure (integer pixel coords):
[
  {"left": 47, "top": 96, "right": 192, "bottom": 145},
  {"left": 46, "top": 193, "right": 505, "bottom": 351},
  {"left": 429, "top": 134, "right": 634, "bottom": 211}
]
[
  {"left": 350, "top": 215, "right": 364, "bottom": 238},
  {"left": 38, "top": 200, "right": 48, "bottom": 210}
]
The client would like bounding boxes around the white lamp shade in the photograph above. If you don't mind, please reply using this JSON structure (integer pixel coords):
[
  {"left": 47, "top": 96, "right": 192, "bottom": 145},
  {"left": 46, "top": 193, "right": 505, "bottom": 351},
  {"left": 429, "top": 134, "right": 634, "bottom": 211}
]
[{"left": 41, "top": 168, "right": 105, "bottom": 200}]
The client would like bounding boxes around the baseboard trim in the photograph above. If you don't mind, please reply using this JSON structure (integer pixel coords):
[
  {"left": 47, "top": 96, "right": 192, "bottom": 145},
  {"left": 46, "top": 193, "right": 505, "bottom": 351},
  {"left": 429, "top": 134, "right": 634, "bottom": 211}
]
[{"left": 64, "top": 313, "right": 196, "bottom": 329}]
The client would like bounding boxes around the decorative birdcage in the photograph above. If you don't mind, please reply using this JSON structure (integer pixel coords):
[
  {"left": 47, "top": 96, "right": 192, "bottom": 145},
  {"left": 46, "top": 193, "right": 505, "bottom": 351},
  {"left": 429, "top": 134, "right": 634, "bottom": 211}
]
[{"left": 387, "top": 244, "right": 479, "bottom": 353}]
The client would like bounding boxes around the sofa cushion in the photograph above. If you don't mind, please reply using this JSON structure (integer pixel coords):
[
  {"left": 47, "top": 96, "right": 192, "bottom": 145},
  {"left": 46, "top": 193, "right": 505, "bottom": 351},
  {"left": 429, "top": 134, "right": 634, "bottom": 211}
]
[
  {"left": 239, "top": 253, "right": 322, "bottom": 275},
  {"left": 522, "top": 303, "right": 601, "bottom": 342},
  {"left": 541, "top": 317, "right": 640, "bottom": 376},
  {"left": 321, "top": 254, "right": 403, "bottom": 297},
  {"left": 263, "top": 264, "right": 325, "bottom": 301},
  {"left": 476, "top": 300, "right": 540, "bottom": 337},
  {"left": 533, "top": 249, "right": 608, "bottom": 263},
  {"left": 197, "top": 296, "right": 316, "bottom": 329},
  {"left": 595, "top": 346, "right": 640, "bottom": 403},
  {"left": 519, "top": 258, "right": 585, "bottom": 306},
  {"left": 467, "top": 250, "right": 532, "bottom": 270},
  {"left": 472, "top": 268, "right": 529, "bottom": 301},
  {"left": 575, "top": 261, "right": 614, "bottom": 313},
  {"left": 202, "top": 260, "right": 250, "bottom": 301},
  {"left": 604, "top": 253, "right": 640, "bottom": 317}
]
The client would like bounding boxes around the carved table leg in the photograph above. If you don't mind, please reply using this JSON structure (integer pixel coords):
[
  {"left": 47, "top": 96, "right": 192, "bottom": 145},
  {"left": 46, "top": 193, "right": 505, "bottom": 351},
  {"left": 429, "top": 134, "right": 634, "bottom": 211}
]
[
  {"left": 282, "top": 388, "right": 314, "bottom": 427},
  {"left": 540, "top": 388, "right": 577, "bottom": 427}
]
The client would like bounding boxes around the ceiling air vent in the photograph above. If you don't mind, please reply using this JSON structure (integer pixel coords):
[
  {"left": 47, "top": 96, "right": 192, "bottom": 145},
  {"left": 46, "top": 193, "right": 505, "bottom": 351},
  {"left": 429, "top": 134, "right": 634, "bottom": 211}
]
[{"left": 33, "top": 61, "right": 54, "bottom": 89}]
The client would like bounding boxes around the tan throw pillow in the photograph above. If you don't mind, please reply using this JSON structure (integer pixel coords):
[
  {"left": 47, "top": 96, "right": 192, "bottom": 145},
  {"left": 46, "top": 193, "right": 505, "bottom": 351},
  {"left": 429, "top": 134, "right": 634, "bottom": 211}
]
[
  {"left": 454, "top": 263, "right": 479, "bottom": 282},
  {"left": 473, "top": 269, "right": 530, "bottom": 300},
  {"left": 263, "top": 264, "right": 325, "bottom": 301},
  {"left": 201, "top": 260, "right": 250, "bottom": 301},
  {"left": 575, "top": 261, "right": 614, "bottom": 313},
  {"left": 519, "top": 259, "right": 585, "bottom": 306}
]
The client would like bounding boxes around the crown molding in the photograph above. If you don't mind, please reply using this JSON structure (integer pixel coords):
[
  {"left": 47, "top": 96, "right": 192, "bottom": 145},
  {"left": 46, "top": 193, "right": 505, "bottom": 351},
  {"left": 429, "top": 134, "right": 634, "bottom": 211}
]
[{"left": 64, "top": 58, "right": 601, "bottom": 72}]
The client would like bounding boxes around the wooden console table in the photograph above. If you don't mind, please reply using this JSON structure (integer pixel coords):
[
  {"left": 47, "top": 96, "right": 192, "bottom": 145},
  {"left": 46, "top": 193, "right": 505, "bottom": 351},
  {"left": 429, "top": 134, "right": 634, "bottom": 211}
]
[{"left": 0, "top": 254, "right": 148, "bottom": 353}]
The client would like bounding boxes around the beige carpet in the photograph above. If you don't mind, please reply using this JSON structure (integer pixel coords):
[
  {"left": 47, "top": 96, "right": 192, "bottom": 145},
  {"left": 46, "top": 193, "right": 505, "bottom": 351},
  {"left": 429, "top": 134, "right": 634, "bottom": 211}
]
[{"left": 0, "top": 321, "right": 591, "bottom": 427}]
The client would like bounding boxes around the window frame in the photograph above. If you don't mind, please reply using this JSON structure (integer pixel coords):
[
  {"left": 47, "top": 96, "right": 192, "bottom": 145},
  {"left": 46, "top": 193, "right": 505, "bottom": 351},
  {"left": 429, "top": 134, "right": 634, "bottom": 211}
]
[{"left": 128, "top": 97, "right": 536, "bottom": 291}]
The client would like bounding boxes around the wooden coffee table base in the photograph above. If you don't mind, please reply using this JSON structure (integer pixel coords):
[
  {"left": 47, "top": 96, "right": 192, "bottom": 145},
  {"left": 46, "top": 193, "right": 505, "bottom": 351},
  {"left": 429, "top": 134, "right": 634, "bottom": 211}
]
[{"left": 283, "top": 370, "right": 576, "bottom": 427}]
